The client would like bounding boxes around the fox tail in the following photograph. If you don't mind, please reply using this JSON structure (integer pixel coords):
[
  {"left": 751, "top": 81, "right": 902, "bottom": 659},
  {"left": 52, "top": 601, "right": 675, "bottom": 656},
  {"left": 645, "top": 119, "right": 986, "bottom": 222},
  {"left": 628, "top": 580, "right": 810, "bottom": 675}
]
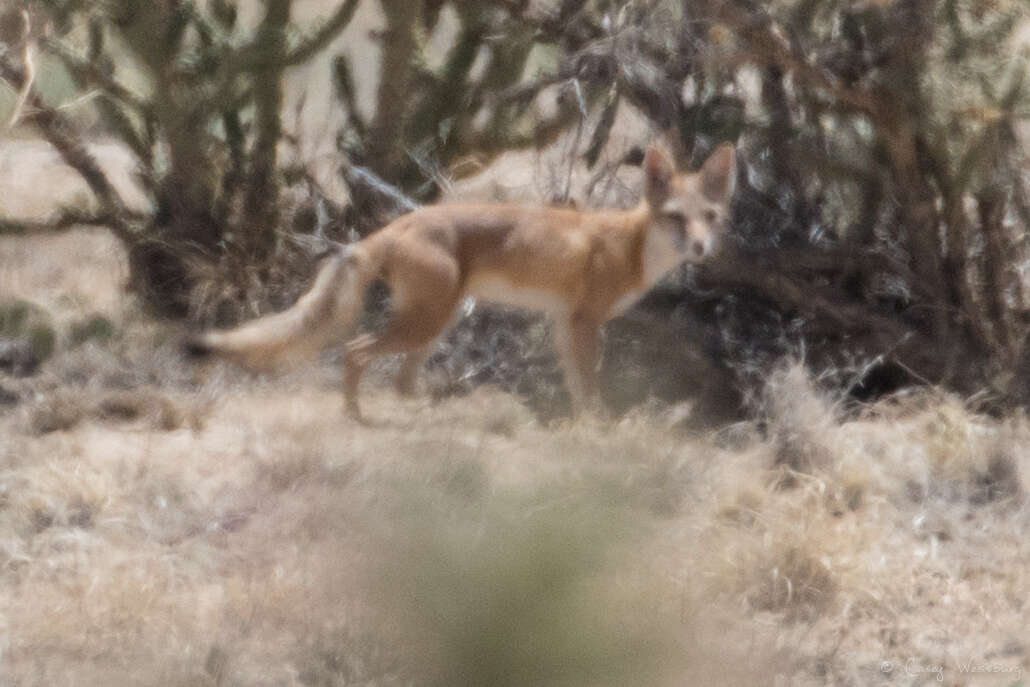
[{"left": 184, "top": 245, "right": 370, "bottom": 366}]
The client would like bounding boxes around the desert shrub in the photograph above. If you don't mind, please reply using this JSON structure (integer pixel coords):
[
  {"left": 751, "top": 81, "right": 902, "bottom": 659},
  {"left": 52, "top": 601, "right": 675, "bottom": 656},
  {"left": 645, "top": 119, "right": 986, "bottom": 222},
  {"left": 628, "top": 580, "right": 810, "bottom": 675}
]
[
  {"left": 0, "top": 299, "right": 55, "bottom": 364},
  {"left": 2, "top": 0, "right": 1027, "bottom": 409},
  {"left": 373, "top": 491, "right": 672, "bottom": 687},
  {"left": 68, "top": 314, "right": 116, "bottom": 347}
]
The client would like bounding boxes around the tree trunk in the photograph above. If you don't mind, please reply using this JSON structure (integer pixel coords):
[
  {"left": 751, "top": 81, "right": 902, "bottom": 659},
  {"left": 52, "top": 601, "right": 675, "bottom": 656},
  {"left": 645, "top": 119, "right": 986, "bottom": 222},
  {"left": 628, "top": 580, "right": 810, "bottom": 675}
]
[
  {"left": 365, "top": 0, "right": 422, "bottom": 178},
  {"left": 243, "top": 0, "right": 291, "bottom": 261}
]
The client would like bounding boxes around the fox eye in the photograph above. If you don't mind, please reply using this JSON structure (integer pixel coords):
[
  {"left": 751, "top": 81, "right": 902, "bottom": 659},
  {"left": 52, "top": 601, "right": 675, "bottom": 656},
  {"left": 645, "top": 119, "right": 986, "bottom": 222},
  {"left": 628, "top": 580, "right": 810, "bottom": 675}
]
[
  {"left": 664, "top": 211, "right": 687, "bottom": 228},
  {"left": 703, "top": 209, "right": 718, "bottom": 224}
]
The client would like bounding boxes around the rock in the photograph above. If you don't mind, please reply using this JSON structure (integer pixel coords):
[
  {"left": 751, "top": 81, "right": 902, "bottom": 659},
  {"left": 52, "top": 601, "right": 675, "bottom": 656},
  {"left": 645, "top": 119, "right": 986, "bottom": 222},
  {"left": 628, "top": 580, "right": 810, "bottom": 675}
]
[
  {"left": 0, "top": 300, "right": 56, "bottom": 374},
  {"left": 0, "top": 338, "right": 39, "bottom": 376},
  {"left": 0, "top": 384, "right": 18, "bottom": 405}
]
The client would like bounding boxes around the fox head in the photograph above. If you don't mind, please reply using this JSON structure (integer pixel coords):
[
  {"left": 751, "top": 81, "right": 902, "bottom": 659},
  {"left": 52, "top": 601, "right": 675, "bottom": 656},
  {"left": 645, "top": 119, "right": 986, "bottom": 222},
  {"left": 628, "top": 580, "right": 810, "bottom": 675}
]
[{"left": 641, "top": 142, "right": 736, "bottom": 278}]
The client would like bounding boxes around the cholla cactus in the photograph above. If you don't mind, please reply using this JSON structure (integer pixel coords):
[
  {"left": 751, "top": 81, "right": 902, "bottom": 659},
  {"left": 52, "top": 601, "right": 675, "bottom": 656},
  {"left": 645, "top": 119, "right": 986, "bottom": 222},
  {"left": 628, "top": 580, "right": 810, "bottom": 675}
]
[{"left": 1, "top": 0, "right": 362, "bottom": 317}]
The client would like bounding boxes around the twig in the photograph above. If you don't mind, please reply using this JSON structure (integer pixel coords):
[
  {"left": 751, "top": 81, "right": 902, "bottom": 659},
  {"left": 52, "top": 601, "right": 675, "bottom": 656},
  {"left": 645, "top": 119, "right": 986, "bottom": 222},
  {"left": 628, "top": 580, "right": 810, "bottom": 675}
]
[
  {"left": 341, "top": 161, "right": 419, "bottom": 214},
  {"left": 181, "top": 0, "right": 361, "bottom": 82},
  {"left": 7, "top": 9, "right": 32, "bottom": 128},
  {"left": 560, "top": 79, "right": 587, "bottom": 203},
  {"left": 283, "top": 0, "right": 361, "bottom": 66},
  {"left": 0, "top": 208, "right": 149, "bottom": 235},
  {"left": 43, "top": 38, "right": 151, "bottom": 113}
]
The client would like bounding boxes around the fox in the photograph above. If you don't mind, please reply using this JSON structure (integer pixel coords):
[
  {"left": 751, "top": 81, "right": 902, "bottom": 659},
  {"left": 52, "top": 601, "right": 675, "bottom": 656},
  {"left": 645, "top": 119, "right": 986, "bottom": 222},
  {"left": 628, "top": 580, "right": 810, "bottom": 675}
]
[{"left": 186, "top": 142, "right": 737, "bottom": 421}]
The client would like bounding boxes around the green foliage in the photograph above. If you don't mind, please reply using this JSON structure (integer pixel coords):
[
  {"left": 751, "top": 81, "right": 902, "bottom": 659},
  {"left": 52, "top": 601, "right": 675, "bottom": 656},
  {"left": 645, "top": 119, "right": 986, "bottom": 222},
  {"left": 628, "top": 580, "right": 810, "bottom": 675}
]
[
  {"left": 69, "top": 314, "right": 116, "bottom": 348},
  {"left": 376, "top": 488, "right": 669, "bottom": 687},
  {"left": 0, "top": 299, "right": 56, "bottom": 361}
]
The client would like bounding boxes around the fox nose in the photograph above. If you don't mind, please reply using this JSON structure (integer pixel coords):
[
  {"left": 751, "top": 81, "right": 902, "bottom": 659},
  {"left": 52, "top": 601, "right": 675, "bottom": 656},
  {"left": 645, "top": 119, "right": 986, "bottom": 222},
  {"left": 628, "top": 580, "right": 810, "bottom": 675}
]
[{"left": 692, "top": 240, "right": 705, "bottom": 257}]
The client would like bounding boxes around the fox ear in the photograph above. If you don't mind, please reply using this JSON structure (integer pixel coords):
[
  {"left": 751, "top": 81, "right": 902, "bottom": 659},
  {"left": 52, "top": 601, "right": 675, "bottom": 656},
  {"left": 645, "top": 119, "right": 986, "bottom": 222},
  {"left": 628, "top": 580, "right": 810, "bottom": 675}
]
[
  {"left": 643, "top": 143, "right": 675, "bottom": 204},
  {"left": 699, "top": 144, "right": 736, "bottom": 204}
]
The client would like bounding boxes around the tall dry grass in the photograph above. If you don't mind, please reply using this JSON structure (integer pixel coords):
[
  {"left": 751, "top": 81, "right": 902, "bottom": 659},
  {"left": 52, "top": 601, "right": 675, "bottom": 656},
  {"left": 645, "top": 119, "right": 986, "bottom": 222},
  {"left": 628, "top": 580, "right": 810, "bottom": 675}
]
[{"left": 2, "top": 227, "right": 1029, "bottom": 686}]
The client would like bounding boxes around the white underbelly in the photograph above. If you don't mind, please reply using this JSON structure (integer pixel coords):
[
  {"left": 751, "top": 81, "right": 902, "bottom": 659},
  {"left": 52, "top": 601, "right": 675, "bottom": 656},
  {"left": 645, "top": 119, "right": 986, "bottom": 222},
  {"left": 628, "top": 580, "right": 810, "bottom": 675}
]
[{"left": 465, "top": 275, "right": 571, "bottom": 317}]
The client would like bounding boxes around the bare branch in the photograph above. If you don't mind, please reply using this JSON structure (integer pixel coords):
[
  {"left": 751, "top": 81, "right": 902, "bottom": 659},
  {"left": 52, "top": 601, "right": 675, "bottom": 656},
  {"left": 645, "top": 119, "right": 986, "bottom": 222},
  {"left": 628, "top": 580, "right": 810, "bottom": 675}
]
[
  {"left": 178, "top": 0, "right": 361, "bottom": 84},
  {"left": 706, "top": 3, "right": 877, "bottom": 116},
  {"left": 43, "top": 38, "right": 152, "bottom": 114},
  {"left": 697, "top": 245, "right": 919, "bottom": 350},
  {"left": 7, "top": 10, "right": 33, "bottom": 128},
  {"left": 282, "top": 0, "right": 361, "bottom": 66},
  {"left": 0, "top": 56, "right": 135, "bottom": 244},
  {"left": 342, "top": 161, "right": 419, "bottom": 215},
  {"left": 0, "top": 208, "right": 149, "bottom": 236}
]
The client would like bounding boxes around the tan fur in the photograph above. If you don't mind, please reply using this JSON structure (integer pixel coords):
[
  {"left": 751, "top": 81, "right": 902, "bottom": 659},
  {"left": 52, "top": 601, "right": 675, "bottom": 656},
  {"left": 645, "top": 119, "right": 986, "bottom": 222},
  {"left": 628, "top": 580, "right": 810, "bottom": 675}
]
[{"left": 193, "top": 143, "right": 737, "bottom": 420}]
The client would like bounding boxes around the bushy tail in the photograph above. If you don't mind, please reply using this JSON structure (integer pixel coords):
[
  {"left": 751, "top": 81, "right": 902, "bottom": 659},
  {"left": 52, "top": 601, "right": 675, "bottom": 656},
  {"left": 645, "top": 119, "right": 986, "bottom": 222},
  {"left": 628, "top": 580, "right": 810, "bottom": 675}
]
[{"left": 185, "top": 246, "right": 369, "bottom": 366}]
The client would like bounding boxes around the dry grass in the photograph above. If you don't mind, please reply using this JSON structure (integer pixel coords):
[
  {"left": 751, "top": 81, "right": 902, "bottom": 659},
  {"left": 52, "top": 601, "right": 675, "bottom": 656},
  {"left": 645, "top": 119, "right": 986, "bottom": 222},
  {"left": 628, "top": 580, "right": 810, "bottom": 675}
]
[
  {"left": 0, "top": 227, "right": 127, "bottom": 324},
  {"left": 3, "top": 223, "right": 1030, "bottom": 686}
]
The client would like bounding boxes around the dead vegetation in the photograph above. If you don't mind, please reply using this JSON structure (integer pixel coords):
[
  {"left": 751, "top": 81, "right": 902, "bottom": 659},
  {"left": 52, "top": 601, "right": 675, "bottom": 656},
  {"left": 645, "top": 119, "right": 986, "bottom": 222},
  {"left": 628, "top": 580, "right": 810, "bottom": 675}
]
[
  {"left": 2, "top": 0, "right": 1027, "bottom": 412},
  {"left": 2, "top": 228, "right": 1029, "bottom": 686}
]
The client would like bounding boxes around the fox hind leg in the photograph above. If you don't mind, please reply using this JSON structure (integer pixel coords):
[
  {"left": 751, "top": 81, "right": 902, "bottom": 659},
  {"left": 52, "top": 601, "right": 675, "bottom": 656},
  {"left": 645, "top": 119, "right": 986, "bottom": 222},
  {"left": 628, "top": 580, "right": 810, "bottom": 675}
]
[
  {"left": 343, "top": 252, "right": 460, "bottom": 420},
  {"left": 395, "top": 348, "right": 428, "bottom": 396},
  {"left": 344, "top": 313, "right": 454, "bottom": 420}
]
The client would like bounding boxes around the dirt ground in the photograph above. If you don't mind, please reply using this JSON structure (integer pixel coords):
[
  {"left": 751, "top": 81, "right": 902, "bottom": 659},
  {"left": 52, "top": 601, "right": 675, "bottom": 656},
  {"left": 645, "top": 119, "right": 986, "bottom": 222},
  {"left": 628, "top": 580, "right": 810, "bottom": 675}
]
[{"left": 1, "top": 220, "right": 1028, "bottom": 686}]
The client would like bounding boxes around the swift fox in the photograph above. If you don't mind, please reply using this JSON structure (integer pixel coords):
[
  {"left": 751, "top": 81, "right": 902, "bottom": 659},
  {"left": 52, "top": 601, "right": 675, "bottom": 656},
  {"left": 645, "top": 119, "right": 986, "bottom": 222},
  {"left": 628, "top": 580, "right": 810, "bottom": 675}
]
[{"left": 187, "top": 142, "right": 736, "bottom": 420}]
